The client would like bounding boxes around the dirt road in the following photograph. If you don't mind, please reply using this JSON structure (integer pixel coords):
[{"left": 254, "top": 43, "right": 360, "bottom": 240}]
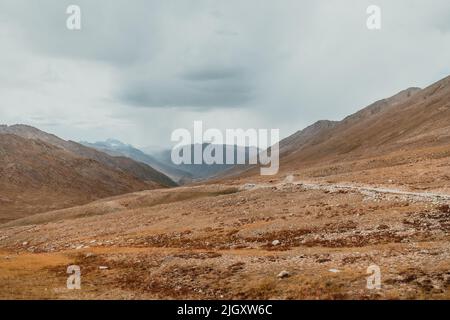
[{"left": 242, "top": 178, "right": 450, "bottom": 204}]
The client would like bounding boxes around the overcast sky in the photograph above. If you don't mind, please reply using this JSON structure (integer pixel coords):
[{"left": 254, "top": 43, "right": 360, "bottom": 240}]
[{"left": 1, "top": 0, "right": 450, "bottom": 148}]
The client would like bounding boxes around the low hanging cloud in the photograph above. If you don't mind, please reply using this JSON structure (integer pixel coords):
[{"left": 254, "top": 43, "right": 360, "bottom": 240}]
[{"left": 120, "top": 65, "right": 254, "bottom": 108}]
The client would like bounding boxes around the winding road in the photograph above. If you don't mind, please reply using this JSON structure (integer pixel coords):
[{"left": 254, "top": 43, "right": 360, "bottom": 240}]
[{"left": 242, "top": 178, "right": 450, "bottom": 204}]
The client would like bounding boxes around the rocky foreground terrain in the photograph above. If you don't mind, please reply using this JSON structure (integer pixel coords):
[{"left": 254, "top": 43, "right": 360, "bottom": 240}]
[{"left": 1, "top": 153, "right": 449, "bottom": 299}]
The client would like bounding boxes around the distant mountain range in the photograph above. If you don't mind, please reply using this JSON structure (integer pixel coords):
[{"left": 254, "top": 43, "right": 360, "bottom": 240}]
[
  {"left": 80, "top": 139, "right": 194, "bottom": 184},
  {"left": 155, "top": 144, "right": 261, "bottom": 180},
  {"left": 81, "top": 140, "right": 260, "bottom": 183}
]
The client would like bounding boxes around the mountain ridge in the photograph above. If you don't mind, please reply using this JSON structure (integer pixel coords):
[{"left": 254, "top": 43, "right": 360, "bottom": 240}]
[
  {"left": 0, "top": 126, "right": 177, "bottom": 223},
  {"left": 80, "top": 139, "right": 193, "bottom": 184},
  {"left": 0, "top": 124, "right": 176, "bottom": 187},
  {"left": 218, "top": 75, "right": 450, "bottom": 180}
]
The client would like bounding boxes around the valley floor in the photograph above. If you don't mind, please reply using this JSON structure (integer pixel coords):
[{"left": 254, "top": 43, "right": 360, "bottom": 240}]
[{"left": 1, "top": 172, "right": 449, "bottom": 299}]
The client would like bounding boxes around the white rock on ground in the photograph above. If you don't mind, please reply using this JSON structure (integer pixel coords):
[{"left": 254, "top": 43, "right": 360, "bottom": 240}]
[{"left": 277, "top": 270, "right": 290, "bottom": 278}]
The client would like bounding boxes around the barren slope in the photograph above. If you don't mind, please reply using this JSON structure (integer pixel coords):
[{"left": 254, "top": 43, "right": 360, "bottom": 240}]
[
  {"left": 0, "top": 133, "right": 170, "bottom": 223},
  {"left": 0, "top": 178, "right": 449, "bottom": 299},
  {"left": 280, "top": 81, "right": 449, "bottom": 168},
  {"left": 0, "top": 125, "right": 176, "bottom": 188},
  {"left": 221, "top": 76, "right": 450, "bottom": 185}
]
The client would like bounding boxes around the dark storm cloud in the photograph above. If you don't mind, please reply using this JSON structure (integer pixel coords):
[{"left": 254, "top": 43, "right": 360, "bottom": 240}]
[
  {"left": 182, "top": 67, "right": 246, "bottom": 82},
  {"left": 120, "top": 74, "right": 253, "bottom": 108},
  {"left": 119, "top": 65, "right": 254, "bottom": 108},
  {"left": 0, "top": 0, "right": 295, "bottom": 109}
]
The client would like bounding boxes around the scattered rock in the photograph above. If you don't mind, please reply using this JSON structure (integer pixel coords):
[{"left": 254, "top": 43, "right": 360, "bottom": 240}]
[
  {"left": 272, "top": 240, "right": 280, "bottom": 246},
  {"left": 242, "top": 183, "right": 256, "bottom": 190},
  {"left": 277, "top": 270, "right": 290, "bottom": 279},
  {"left": 283, "top": 175, "right": 295, "bottom": 184},
  {"left": 99, "top": 266, "right": 109, "bottom": 270},
  {"left": 329, "top": 269, "right": 341, "bottom": 273}
]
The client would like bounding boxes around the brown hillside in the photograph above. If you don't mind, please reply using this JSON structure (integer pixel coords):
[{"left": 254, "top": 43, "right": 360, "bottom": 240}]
[
  {"left": 220, "top": 76, "right": 450, "bottom": 182},
  {"left": 280, "top": 78, "right": 450, "bottom": 168},
  {"left": 0, "top": 125, "right": 176, "bottom": 187},
  {"left": 0, "top": 130, "right": 174, "bottom": 223}
]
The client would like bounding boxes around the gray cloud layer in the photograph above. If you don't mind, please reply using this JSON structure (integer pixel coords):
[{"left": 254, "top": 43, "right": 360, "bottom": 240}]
[{"left": 1, "top": 0, "right": 450, "bottom": 146}]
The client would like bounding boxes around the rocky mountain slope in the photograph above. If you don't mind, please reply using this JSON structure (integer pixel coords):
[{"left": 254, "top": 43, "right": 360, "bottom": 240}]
[
  {"left": 280, "top": 79, "right": 449, "bottom": 168},
  {"left": 223, "top": 76, "right": 450, "bottom": 181},
  {"left": 0, "top": 126, "right": 176, "bottom": 222},
  {"left": 0, "top": 125, "right": 176, "bottom": 187}
]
